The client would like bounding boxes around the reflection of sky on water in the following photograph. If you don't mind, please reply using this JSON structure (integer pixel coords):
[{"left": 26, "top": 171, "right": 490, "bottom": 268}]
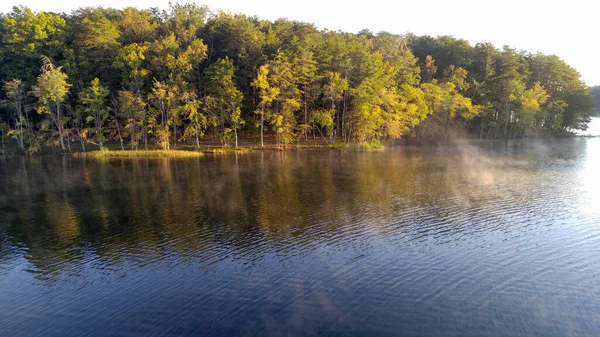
[{"left": 579, "top": 137, "right": 600, "bottom": 216}]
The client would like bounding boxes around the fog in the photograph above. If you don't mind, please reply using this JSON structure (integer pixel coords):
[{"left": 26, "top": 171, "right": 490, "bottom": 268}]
[{"left": 578, "top": 117, "right": 600, "bottom": 136}]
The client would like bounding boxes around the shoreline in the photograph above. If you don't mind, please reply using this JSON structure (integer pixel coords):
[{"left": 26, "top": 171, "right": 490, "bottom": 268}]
[
  {"left": 0, "top": 134, "right": 595, "bottom": 158},
  {"left": 72, "top": 142, "right": 385, "bottom": 158}
]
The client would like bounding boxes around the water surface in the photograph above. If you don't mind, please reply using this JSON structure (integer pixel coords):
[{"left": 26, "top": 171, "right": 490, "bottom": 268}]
[{"left": 1, "top": 138, "right": 600, "bottom": 336}]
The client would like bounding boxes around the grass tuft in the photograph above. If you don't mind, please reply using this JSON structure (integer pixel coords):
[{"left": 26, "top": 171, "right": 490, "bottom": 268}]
[
  {"left": 327, "top": 140, "right": 385, "bottom": 151},
  {"left": 74, "top": 149, "right": 205, "bottom": 158}
]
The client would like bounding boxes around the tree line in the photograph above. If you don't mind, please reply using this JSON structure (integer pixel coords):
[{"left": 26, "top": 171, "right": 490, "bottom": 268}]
[{"left": 0, "top": 4, "right": 594, "bottom": 153}]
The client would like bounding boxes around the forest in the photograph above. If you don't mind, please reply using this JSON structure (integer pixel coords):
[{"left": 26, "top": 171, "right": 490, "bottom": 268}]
[{"left": 0, "top": 3, "right": 595, "bottom": 153}]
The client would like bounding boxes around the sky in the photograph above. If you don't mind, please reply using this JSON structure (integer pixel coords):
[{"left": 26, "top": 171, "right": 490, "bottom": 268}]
[{"left": 3, "top": 0, "right": 598, "bottom": 85}]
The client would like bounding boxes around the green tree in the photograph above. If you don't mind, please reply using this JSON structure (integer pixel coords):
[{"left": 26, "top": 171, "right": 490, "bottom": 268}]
[
  {"left": 292, "top": 47, "right": 318, "bottom": 138},
  {"left": 3, "top": 79, "right": 28, "bottom": 150},
  {"left": 251, "top": 64, "right": 279, "bottom": 146},
  {"left": 113, "top": 43, "right": 149, "bottom": 92},
  {"left": 118, "top": 90, "right": 147, "bottom": 149},
  {"left": 68, "top": 9, "right": 123, "bottom": 91},
  {"left": 266, "top": 51, "right": 300, "bottom": 146},
  {"left": 149, "top": 32, "right": 207, "bottom": 87},
  {"left": 421, "top": 55, "right": 437, "bottom": 83},
  {"left": 148, "top": 80, "right": 179, "bottom": 149},
  {"left": 1, "top": 6, "right": 65, "bottom": 83},
  {"left": 322, "top": 71, "right": 348, "bottom": 142},
  {"left": 79, "top": 78, "right": 110, "bottom": 148},
  {"left": 31, "top": 57, "right": 71, "bottom": 150},
  {"left": 118, "top": 7, "right": 159, "bottom": 44},
  {"left": 181, "top": 91, "right": 207, "bottom": 148},
  {"left": 204, "top": 57, "right": 244, "bottom": 147},
  {"left": 420, "top": 78, "right": 481, "bottom": 139}
]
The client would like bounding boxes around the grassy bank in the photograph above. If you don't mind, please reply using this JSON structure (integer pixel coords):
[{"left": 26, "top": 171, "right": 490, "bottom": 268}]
[
  {"left": 0, "top": 137, "right": 389, "bottom": 157},
  {"left": 73, "top": 149, "right": 205, "bottom": 158}
]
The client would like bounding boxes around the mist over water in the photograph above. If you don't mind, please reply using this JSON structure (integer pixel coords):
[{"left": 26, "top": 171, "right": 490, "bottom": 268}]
[
  {"left": 1, "top": 139, "right": 600, "bottom": 336},
  {"left": 578, "top": 116, "right": 600, "bottom": 136}
]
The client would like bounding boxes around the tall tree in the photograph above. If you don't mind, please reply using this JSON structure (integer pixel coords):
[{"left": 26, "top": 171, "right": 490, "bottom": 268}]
[
  {"left": 118, "top": 90, "right": 147, "bottom": 149},
  {"left": 148, "top": 80, "right": 178, "bottom": 149},
  {"left": 113, "top": 43, "right": 149, "bottom": 92},
  {"left": 3, "top": 79, "right": 28, "bottom": 150},
  {"left": 292, "top": 47, "right": 318, "bottom": 139},
  {"left": 0, "top": 6, "right": 65, "bottom": 84},
  {"left": 266, "top": 51, "right": 300, "bottom": 146},
  {"left": 181, "top": 90, "right": 207, "bottom": 148},
  {"left": 204, "top": 57, "right": 244, "bottom": 147},
  {"left": 31, "top": 57, "right": 71, "bottom": 150},
  {"left": 322, "top": 71, "right": 348, "bottom": 142},
  {"left": 79, "top": 78, "right": 110, "bottom": 148},
  {"left": 251, "top": 64, "right": 279, "bottom": 146}
]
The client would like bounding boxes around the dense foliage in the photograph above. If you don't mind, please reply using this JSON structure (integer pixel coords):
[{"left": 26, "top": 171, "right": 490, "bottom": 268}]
[{"left": 0, "top": 4, "right": 594, "bottom": 152}]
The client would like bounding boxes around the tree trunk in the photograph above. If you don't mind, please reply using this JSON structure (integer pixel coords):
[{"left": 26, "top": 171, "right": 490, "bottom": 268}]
[
  {"left": 196, "top": 134, "right": 200, "bottom": 149},
  {"left": 480, "top": 118, "right": 484, "bottom": 139},
  {"left": 114, "top": 115, "right": 125, "bottom": 150},
  {"left": 260, "top": 104, "right": 264, "bottom": 147},
  {"left": 316, "top": 126, "right": 327, "bottom": 142},
  {"left": 144, "top": 125, "right": 148, "bottom": 150},
  {"left": 336, "top": 101, "right": 341, "bottom": 138},
  {"left": 15, "top": 100, "right": 24, "bottom": 150},
  {"left": 57, "top": 100, "right": 65, "bottom": 150},
  {"left": 222, "top": 118, "right": 225, "bottom": 147},
  {"left": 171, "top": 124, "right": 176, "bottom": 150},
  {"left": 234, "top": 127, "right": 238, "bottom": 148},
  {"left": 97, "top": 122, "right": 102, "bottom": 149},
  {"left": 17, "top": 113, "right": 24, "bottom": 150},
  {"left": 330, "top": 99, "right": 336, "bottom": 144},
  {"left": 304, "top": 93, "right": 308, "bottom": 140},
  {"left": 342, "top": 94, "right": 347, "bottom": 142}
]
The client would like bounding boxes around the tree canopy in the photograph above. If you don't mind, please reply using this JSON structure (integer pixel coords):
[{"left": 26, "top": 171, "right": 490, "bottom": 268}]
[{"left": 0, "top": 4, "right": 594, "bottom": 152}]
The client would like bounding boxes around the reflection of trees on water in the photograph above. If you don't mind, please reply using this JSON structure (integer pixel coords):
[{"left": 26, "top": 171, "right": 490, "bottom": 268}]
[{"left": 0, "top": 146, "right": 540, "bottom": 281}]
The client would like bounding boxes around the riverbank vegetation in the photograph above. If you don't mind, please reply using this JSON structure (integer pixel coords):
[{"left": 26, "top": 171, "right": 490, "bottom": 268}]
[
  {"left": 74, "top": 148, "right": 205, "bottom": 158},
  {"left": 0, "top": 4, "right": 595, "bottom": 154}
]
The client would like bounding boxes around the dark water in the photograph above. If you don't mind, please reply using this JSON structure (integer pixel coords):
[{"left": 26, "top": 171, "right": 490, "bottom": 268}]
[{"left": 2, "top": 138, "right": 600, "bottom": 337}]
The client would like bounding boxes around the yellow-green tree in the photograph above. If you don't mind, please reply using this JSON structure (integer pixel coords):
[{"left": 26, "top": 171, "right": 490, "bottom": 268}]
[
  {"left": 31, "top": 57, "right": 71, "bottom": 150},
  {"left": 251, "top": 64, "right": 279, "bottom": 146},
  {"left": 181, "top": 90, "right": 207, "bottom": 148},
  {"left": 292, "top": 47, "right": 318, "bottom": 139},
  {"left": 148, "top": 80, "right": 179, "bottom": 149},
  {"left": 322, "top": 71, "right": 348, "bottom": 142},
  {"left": 3, "top": 79, "right": 28, "bottom": 150},
  {"left": 118, "top": 89, "right": 147, "bottom": 149},
  {"left": 113, "top": 43, "right": 149, "bottom": 92},
  {"left": 204, "top": 57, "right": 244, "bottom": 147},
  {"left": 79, "top": 78, "right": 110, "bottom": 148},
  {"left": 1, "top": 6, "right": 66, "bottom": 83},
  {"left": 266, "top": 52, "right": 300, "bottom": 146}
]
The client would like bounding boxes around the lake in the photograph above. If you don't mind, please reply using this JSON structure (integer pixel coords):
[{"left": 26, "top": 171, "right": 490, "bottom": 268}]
[{"left": 1, "top": 137, "right": 600, "bottom": 336}]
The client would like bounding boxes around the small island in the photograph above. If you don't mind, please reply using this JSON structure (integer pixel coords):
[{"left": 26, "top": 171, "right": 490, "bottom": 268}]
[{"left": 0, "top": 3, "right": 595, "bottom": 156}]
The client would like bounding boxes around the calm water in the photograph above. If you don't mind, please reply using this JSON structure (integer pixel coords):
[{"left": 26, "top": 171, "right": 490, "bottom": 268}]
[{"left": 1, "top": 138, "right": 600, "bottom": 336}]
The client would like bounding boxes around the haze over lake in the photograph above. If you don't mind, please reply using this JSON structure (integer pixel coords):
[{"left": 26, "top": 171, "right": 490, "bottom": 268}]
[{"left": 1, "top": 138, "right": 600, "bottom": 336}]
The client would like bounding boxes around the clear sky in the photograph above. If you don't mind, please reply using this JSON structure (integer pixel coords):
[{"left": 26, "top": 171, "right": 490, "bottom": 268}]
[{"left": 3, "top": 0, "right": 598, "bottom": 86}]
